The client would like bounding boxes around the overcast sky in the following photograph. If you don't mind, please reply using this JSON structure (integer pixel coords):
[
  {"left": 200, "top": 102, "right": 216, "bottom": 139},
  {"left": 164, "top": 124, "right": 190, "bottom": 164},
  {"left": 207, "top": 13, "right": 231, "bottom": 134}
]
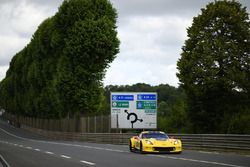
[{"left": 0, "top": 0, "right": 249, "bottom": 87}]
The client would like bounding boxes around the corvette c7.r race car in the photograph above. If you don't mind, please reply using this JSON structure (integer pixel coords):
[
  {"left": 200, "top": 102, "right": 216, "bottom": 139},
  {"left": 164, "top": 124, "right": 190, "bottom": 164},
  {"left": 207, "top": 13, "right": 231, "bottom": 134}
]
[{"left": 129, "top": 131, "right": 182, "bottom": 153}]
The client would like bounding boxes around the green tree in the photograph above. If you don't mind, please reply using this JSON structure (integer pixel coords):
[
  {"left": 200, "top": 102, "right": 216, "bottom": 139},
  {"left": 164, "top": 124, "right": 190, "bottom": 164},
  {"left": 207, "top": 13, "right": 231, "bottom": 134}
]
[
  {"left": 0, "top": 0, "right": 119, "bottom": 119},
  {"left": 177, "top": 1, "right": 250, "bottom": 133},
  {"left": 56, "top": 0, "right": 119, "bottom": 116},
  {"left": 158, "top": 99, "right": 190, "bottom": 133}
]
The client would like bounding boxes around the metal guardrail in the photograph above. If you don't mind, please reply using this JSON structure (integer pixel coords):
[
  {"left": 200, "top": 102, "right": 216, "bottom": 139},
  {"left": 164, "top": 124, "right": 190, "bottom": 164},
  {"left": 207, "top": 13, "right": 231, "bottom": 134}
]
[
  {"left": 171, "top": 134, "right": 250, "bottom": 153},
  {"left": 23, "top": 126, "right": 250, "bottom": 154}
]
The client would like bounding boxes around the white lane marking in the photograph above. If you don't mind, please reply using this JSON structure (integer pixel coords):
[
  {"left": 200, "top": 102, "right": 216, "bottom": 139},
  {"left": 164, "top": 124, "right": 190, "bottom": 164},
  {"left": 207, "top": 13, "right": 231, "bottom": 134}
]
[
  {"left": 60, "top": 155, "right": 71, "bottom": 159},
  {"left": 112, "top": 149, "right": 125, "bottom": 153},
  {"left": 1, "top": 139, "right": 95, "bottom": 165},
  {"left": 0, "top": 154, "right": 11, "bottom": 167},
  {"left": 91, "top": 146, "right": 104, "bottom": 150},
  {"left": 45, "top": 151, "right": 54, "bottom": 155},
  {"left": 80, "top": 160, "right": 95, "bottom": 165},
  {"left": 148, "top": 154, "right": 246, "bottom": 167},
  {"left": 167, "top": 156, "right": 246, "bottom": 167},
  {"left": 0, "top": 127, "right": 127, "bottom": 153},
  {"left": 86, "top": 146, "right": 125, "bottom": 153},
  {"left": 147, "top": 154, "right": 165, "bottom": 158},
  {"left": 0, "top": 128, "right": 27, "bottom": 140},
  {"left": 199, "top": 151, "right": 219, "bottom": 154}
]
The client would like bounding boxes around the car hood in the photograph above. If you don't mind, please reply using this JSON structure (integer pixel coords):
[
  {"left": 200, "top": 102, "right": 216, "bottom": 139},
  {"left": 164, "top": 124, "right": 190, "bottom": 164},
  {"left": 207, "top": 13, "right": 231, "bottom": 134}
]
[{"left": 144, "top": 138, "right": 180, "bottom": 145}]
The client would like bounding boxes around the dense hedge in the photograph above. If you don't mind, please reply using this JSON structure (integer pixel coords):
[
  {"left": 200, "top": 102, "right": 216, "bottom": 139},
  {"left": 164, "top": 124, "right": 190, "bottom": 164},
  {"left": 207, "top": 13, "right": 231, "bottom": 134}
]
[{"left": 0, "top": 0, "right": 119, "bottom": 118}]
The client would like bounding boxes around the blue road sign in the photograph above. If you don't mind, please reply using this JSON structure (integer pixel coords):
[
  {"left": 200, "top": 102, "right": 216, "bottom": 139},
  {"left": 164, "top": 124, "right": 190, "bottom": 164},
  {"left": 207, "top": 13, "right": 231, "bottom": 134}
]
[
  {"left": 112, "top": 95, "right": 134, "bottom": 101},
  {"left": 137, "top": 94, "right": 156, "bottom": 100}
]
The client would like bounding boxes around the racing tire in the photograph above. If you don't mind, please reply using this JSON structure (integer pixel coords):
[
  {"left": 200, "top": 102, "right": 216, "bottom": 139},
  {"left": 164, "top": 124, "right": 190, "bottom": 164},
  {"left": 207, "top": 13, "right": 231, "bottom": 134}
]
[
  {"left": 129, "top": 140, "right": 134, "bottom": 152},
  {"left": 139, "top": 142, "right": 144, "bottom": 154}
]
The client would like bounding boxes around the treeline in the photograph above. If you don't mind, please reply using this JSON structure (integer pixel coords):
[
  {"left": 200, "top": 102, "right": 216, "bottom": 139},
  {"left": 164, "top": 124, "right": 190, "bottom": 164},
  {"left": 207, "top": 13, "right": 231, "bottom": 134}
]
[
  {"left": 0, "top": 0, "right": 119, "bottom": 118},
  {"left": 102, "top": 83, "right": 191, "bottom": 133}
]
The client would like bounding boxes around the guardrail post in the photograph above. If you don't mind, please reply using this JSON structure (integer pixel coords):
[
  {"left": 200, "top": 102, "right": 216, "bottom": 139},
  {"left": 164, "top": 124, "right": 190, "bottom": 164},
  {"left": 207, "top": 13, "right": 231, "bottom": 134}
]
[
  {"left": 94, "top": 116, "right": 97, "bottom": 133},
  {"left": 87, "top": 116, "right": 90, "bottom": 133},
  {"left": 108, "top": 115, "right": 111, "bottom": 133}
]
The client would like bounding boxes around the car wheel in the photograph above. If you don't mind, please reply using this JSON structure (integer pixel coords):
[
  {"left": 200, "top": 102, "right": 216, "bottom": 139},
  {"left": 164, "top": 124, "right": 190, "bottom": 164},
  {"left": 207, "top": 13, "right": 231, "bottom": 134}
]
[
  {"left": 140, "top": 142, "right": 144, "bottom": 154},
  {"left": 129, "top": 140, "right": 133, "bottom": 152}
]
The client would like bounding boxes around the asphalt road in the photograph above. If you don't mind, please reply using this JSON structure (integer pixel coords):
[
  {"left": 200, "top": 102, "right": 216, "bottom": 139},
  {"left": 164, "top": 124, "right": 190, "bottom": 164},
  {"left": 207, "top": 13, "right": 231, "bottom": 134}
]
[{"left": 0, "top": 118, "right": 249, "bottom": 167}]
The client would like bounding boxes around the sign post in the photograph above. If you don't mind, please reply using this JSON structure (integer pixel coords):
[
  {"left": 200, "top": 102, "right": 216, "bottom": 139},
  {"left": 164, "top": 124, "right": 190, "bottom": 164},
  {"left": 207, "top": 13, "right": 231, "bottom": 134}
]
[{"left": 111, "top": 92, "right": 157, "bottom": 129}]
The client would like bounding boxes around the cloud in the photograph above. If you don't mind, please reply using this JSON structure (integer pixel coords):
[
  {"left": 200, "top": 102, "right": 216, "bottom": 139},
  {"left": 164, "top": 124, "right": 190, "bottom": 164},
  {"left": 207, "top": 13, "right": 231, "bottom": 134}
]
[
  {"left": 104, "top": 59, "right": 178, "bottom": 86},
  {"left": 0, "top": 66, "right": 9, "bottom": 80},
  {"left": 112, "top": 0, "right": 250, "bottom": 18},
  {"left": 0, "top": 0, "right": 61, "bottom": 78},
  {"left": 111, "top": 0, "right": 203, "bottom": 17},
  {"left": 0, "top": 0, "right": 55, "bottom": 37},
  {"left": 103, "top": 14, "right": 191, "bottom": 86},
  {"left": 117, "top": 15, "right": 191, "bottom": 62},
  {"left": 0, "top": 35, "right": 29, "bottom": 66}
]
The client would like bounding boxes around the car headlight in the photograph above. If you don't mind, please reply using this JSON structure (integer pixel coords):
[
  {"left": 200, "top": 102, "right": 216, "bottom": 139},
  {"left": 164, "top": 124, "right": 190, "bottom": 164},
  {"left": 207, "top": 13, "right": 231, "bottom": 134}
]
[
  {"left": 174, "top": 140, "right": 179, "bottom": 145},
  {"left": 146, "top": 140, "right": 153, "bottom": 145}
]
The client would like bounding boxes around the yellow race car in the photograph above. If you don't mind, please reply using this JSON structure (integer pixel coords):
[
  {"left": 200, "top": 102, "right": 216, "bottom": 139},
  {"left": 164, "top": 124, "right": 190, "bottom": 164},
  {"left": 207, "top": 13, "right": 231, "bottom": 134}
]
[{"left": 129, "top": 131, "right": 182, "bottom": 153}]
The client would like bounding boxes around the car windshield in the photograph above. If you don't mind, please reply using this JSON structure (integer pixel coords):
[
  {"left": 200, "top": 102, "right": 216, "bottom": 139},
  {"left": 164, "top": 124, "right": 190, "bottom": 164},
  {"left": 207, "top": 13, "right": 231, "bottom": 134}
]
[{"left": 141, "top": 133, "right": 168, "bottom": 140}]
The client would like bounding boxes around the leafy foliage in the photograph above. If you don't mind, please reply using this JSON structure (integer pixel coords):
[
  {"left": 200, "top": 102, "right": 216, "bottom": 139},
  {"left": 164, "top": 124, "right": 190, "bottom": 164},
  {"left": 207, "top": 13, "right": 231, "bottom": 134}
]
[
  {"left": 0, "top": 0, "right": 119, "bottom": 118},
  {"left": 177, "top": 1, "right": 250, "bottom": 133}
]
